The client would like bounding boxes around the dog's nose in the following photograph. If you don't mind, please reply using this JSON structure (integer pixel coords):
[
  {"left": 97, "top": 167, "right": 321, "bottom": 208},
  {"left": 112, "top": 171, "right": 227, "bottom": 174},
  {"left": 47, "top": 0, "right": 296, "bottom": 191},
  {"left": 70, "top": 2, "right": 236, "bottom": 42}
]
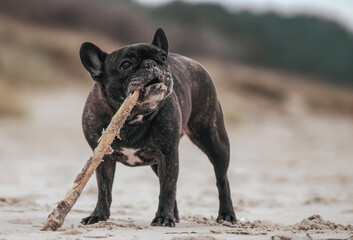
[{"left": 141, "top": 59, "right": 157, "bottom": 69}]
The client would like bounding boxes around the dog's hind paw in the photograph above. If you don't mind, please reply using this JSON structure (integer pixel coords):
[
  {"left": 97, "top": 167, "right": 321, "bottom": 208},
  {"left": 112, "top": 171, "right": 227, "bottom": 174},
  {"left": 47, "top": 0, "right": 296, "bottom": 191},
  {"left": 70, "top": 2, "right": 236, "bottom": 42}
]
[
  {"left": 217, "top": 213, "right": 236, "bottom": 224},
  {"left": 151, "top": 216, "right": 176, "bottom": 227}
]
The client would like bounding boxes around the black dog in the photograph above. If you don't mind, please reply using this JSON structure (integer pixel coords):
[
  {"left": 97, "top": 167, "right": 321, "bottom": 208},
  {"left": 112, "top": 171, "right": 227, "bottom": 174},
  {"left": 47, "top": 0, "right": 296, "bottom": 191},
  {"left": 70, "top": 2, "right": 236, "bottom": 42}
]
[{"left": 79, "top": 28, "right": 236, "bottom": 227}]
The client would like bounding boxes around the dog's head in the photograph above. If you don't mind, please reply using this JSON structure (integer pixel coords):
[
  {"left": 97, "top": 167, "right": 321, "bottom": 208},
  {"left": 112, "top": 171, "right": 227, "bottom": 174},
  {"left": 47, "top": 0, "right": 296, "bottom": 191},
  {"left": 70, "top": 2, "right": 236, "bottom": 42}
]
[{"left": 80, "top": 28, "right": 173, "bottom": 119}]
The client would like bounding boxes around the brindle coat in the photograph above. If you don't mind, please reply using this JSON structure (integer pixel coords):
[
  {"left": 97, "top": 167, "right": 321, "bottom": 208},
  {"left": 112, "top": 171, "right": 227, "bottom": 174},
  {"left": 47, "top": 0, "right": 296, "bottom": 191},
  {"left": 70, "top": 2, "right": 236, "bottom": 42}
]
[{"left": 79, "top": 28, "right": 236, "bottom": 227}]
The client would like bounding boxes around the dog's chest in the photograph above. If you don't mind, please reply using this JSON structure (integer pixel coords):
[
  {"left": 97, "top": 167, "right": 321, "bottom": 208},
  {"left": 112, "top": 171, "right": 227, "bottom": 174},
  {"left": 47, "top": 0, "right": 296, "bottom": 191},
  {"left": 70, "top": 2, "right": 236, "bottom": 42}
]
[
  {"left": 116, "top": 147, "right": 160, "bottom": 167},
  {"left": 120, "top": 148, "right": 143, "bottom": 166}
]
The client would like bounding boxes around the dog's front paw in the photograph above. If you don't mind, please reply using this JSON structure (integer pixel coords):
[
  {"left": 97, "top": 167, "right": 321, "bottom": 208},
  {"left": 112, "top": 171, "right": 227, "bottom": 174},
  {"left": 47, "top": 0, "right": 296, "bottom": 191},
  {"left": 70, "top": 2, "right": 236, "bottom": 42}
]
[
  {"left": 217, "top": 213, "right": 236, "bottom": 224},
  {"left": 81, "top": 215, "right": 108, "bottom": 225},
  {"left": 151, "top": 215, "right": 176, "bottom": 227}
]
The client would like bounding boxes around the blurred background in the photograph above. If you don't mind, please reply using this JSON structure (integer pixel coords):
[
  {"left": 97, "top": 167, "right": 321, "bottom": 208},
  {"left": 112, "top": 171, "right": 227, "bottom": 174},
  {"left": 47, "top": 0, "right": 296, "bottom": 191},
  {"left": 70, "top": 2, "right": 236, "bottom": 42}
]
[
  {"left": 0, "top": 0, "right": 352, "bottom": 121},
  {"left": 0, "top": 1, "right": 353, "bottom": 238}
]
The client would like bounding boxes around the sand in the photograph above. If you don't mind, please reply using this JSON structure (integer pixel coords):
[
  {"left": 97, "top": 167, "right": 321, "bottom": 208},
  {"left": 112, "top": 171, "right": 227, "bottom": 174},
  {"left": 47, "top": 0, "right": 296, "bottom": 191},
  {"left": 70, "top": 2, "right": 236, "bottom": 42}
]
[{"left": 0, "top": 87, "right": 352, "bottom": 240}]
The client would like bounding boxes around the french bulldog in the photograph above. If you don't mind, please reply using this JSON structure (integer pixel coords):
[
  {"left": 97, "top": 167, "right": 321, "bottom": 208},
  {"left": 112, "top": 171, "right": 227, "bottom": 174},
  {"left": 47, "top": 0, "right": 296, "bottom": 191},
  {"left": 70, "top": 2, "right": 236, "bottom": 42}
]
[{"left": 79, "top": 28, "right": 236, "bottom": 227}]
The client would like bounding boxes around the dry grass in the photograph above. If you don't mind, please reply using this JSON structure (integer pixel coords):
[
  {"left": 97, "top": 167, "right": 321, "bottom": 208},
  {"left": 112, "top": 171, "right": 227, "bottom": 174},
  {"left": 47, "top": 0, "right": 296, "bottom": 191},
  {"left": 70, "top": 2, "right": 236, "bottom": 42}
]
[
  {"left": 201, "top": 60, "right": 353, "bottom": 124},
  {"left": 0, "top": 79, "right": 26, "bottom": 118},
  {"left": 0, "top": 15, "right": 119, "bottom": 118},
  {"left": 0, "top": 15, "right": 120, "bottom": 87},
  {"left": 1, "top": 14, "right": 352, "bottom": 121}
]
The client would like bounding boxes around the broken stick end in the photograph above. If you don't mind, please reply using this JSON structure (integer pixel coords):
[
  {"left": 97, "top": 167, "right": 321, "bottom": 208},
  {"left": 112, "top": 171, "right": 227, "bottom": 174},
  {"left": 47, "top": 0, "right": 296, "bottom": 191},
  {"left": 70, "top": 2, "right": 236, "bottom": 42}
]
[
  {"left": 41, "top": 219, "right": 62, "bottom": 231},
  {"left": 41, "top": 89, "right": 140, "bottom": 231}
]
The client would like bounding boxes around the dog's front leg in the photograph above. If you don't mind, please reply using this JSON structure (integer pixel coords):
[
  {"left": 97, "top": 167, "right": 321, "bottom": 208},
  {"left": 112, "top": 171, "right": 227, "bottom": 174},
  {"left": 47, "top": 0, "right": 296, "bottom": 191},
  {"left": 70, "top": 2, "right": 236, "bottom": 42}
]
[{"left": 151, "top": 148, "right": 179, "bottom": 227}]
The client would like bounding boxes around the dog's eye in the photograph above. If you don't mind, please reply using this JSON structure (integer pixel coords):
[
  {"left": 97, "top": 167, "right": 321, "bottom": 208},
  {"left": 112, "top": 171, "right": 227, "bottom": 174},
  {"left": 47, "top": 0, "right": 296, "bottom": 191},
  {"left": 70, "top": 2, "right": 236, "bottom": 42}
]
[
  {"left": 160, "top": 54, "right": 167, "bottom": 62},
  {"left": 120, "top": 61, "right": 131, "bottom": 70}
]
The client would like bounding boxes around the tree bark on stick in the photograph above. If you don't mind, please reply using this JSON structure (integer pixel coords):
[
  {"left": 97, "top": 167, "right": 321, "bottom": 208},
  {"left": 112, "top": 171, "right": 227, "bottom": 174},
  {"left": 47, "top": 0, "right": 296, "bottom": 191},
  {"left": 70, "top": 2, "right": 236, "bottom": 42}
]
[{"left": 41, "top": 90, "right": 140, "bottom": 231}]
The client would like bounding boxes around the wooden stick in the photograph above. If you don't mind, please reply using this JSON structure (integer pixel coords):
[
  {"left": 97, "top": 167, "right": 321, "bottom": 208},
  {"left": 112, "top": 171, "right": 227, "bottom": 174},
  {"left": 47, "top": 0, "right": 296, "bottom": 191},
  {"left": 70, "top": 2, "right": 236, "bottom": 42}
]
[{"left": 41, "top": 90, "right": 140, "bottom": 231}]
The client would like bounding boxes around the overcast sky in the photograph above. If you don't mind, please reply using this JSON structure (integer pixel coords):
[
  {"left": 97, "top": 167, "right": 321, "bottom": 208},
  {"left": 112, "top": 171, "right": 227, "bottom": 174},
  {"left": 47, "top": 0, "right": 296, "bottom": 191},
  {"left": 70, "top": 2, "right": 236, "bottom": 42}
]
[{"left": 135, "top": 0, "right": 353, "bottom": 32}]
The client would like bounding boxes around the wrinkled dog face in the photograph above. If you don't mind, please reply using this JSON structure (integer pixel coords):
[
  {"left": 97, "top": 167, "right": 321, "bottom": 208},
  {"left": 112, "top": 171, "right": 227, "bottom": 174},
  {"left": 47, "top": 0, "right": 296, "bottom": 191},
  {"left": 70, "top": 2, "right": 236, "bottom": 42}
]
[{"left": 80, "top": 28, "right": 173, "bottom": 111}]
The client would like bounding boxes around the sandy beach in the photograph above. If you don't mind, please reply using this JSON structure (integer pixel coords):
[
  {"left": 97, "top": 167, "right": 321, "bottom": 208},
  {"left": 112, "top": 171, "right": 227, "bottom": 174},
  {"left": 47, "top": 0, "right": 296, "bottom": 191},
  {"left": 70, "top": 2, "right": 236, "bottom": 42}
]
[{"left": 0, "top": 87, "right": 352, "bottom": 240}]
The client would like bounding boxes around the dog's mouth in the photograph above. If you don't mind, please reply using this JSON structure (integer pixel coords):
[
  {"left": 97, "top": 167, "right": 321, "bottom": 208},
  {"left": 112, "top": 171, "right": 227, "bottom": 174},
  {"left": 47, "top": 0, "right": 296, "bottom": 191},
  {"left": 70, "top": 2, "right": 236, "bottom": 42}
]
[
  {"left": 138, "top": 77, "right": 167, "bottom": 103},
  {"left": 127, "top": 67, "right": 173, "bottom": 107},
  {"left": 144, "top": 77, "right": 161, "bottom": 88}
]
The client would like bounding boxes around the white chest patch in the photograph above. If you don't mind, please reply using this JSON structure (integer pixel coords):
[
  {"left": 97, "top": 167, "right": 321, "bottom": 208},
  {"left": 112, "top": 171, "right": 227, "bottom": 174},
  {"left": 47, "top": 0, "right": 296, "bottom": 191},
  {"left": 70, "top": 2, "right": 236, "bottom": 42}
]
[
  {"left": 121, "top": 148, "right": 143, "bottom": 166},
  {"left": 129, "top": 114, "right": 144, "bottom": 124}
]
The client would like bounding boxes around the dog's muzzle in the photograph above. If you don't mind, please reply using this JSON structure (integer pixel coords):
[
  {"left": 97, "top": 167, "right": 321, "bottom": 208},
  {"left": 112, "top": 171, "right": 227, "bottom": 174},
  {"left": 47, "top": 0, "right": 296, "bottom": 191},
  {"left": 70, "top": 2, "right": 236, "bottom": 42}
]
[{"left": 127, "top": 67, "right": 173, "bottom": 104}]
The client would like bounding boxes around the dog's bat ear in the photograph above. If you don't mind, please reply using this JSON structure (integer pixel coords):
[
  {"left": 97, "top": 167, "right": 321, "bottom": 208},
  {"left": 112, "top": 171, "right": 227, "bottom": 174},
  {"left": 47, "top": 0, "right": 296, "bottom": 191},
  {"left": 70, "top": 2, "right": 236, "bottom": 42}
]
[
  {"left": 80, "top": 42, "right": 107, "bottom": 82},
  {"left": 152, "top": 27, "right": 168, "bottom": 54}
]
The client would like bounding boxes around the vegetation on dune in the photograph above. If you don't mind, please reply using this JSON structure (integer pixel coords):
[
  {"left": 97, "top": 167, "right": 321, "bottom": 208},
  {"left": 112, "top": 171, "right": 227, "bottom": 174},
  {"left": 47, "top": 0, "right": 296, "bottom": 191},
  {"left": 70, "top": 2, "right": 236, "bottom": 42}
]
[
  {"left": 0, "top": 0, "right": 352, "bottom": 87},
  {"left": 149, "top": 1, "right": 353, "bottom": 87},
  {"left": 0, "top": 0, "right": 353, "bottom": 119},
  {"left": 0, "top": 85, "right": 25, "bottom": 118},
  {"left": 203, "top": 61, "right": 353, "bottom": 124}
]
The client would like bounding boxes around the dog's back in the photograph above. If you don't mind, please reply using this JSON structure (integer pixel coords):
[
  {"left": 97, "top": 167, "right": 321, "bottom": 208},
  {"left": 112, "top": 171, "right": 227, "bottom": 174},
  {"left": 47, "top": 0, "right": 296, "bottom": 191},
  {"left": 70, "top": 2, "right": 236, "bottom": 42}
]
[{"left": 167, "top": 53, "right": 220, "bottom": 130}]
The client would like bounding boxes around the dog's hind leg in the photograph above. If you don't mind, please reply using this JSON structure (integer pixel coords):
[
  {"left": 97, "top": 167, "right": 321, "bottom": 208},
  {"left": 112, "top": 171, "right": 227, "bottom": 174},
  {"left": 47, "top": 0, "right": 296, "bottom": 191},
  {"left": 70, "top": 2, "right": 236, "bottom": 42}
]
[
  {"left": 151, "top": 164, "right": 179, "bottom": 222},
  {"left": 186, "top": 101, "right": 236, "bottom": 224}
]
